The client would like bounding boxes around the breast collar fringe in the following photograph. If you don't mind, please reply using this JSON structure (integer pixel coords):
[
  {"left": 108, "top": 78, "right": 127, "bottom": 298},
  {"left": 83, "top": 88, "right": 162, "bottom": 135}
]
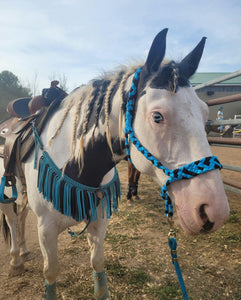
[
  {"left": 124, "top": 67, "right": 222, "bottom": 217},
  {"left": 37, "top": 149, "right": 121, "bottom": 222}
]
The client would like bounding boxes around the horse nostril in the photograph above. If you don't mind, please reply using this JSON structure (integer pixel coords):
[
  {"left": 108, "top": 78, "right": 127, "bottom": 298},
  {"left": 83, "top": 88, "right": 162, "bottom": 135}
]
[
  {"left": 201, "top": 219, "right": 214, "bottom": 233},
  {"left": 199, "top": 204, "right": 214, "bottom": 233},
  {"left": 200, "top": 204, "right": 207, "bottom": 222}
]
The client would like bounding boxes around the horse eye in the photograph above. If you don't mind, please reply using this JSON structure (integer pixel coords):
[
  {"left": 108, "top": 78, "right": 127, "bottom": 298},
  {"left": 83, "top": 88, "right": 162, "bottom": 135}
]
[{"left": 152, "top": 112, "right": 164, "bottom": 123}]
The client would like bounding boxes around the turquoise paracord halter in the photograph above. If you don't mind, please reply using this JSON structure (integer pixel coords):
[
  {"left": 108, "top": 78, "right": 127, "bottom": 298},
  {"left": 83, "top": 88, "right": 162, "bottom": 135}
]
[{"left": 124, "top": 67, "right": 222, "bottom": 300}]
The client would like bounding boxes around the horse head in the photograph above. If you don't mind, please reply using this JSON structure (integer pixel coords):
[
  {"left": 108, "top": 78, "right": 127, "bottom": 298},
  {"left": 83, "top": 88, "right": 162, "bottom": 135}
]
[{"left": 128, "top": 29, "right": 229, "bottom": 234}]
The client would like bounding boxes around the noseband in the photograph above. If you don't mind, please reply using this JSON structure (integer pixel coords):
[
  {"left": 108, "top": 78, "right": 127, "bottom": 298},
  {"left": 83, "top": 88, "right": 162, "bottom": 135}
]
[{"left": 124, "top": 67, "right": 222, "bottom": 217}]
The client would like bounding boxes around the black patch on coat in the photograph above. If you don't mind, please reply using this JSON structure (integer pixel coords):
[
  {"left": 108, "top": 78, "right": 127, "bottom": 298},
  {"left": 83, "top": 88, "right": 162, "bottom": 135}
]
[
  {"left": 38, "top": 162, "right": 97, "bottom": 220},
  {"left": 64, "top": 134, "right": 125, "bottom": 187},
  {"left": 38, "top": 134, "right": 124, "bottom": 220}
]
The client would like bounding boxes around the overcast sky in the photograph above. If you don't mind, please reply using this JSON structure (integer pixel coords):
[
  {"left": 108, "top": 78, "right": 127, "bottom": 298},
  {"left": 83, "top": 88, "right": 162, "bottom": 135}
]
[{"left": 0, "top": 0, "right": 241, "bottom": 93}]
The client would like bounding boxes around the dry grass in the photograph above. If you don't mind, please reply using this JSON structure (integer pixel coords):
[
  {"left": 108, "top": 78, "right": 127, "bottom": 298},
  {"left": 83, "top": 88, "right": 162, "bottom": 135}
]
[{"left": 0, "top": 148, "right": 241, "bottom": 300}]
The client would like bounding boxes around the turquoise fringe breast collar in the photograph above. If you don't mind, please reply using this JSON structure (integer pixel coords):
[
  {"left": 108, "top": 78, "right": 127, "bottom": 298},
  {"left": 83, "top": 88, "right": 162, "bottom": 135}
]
[
  {"left": 124, "top": 67, "right": 222, "bottom": 217},
  {"left": 33, "top": 127, "right": 121, "bottom": 223}
]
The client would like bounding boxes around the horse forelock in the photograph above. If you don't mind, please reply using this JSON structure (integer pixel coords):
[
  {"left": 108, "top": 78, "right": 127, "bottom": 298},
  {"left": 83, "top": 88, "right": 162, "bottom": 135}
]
[
  {"left": 137, "top": 59, "right": 191, "bottom": 98},
  {"left": 149, "top": 60, "right": 190, "bottom": 93}
]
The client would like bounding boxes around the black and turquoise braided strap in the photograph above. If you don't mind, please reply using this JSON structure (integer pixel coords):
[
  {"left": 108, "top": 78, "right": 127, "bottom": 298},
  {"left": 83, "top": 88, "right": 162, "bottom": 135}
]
[{"left": 161, "top": 156, "right": 222, "bottom": 216}]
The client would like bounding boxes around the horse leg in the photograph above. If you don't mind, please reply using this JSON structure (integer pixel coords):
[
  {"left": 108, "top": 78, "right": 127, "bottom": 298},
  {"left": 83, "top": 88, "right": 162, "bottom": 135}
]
[
  {"left": 18, "top": 206, "right": 31, "bottom": 258},
  {"left": 127, "top": 161, "right": 140, "bottom": 204},
  {"left": 86, "top": 213, "right": 109, "bottom": 300},
  {"left": 37, "top": 216, "right": 59, "bottom": 300},
  {"left": 132, "top": 169, "right": 141, "bottom": 200},
  {"left": 132, "top": 168, "right": 141, "bottom": 201},
  {"left": 0, "top": 203, "right": 25, "bottom": 275},
  {"left": 127, "top": 161, "right": 135, "bottom": 204}
]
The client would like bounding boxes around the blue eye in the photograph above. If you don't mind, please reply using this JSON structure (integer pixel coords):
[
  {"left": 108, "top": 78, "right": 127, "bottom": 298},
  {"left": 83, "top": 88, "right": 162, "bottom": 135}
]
[{"left": 152, "top": 112, "right": 164, "bottom": 123}]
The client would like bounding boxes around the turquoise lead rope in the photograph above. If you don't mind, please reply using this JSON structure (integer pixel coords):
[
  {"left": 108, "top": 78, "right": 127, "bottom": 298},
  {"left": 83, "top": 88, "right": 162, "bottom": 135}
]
[{"left": 125, "top": 68, "right": 222, "bottom": 300}]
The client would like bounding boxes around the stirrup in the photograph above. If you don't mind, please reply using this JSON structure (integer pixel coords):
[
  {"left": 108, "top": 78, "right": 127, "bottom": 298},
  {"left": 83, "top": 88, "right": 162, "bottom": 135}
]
[{"left": 0, "top": 176, "right": 17, "bottom": 203}]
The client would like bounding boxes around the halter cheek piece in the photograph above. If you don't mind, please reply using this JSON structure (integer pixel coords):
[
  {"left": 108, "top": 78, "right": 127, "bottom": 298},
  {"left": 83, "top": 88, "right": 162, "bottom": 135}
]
[{"left": 124, "top": 68, "right": 222, "bottom": 217}]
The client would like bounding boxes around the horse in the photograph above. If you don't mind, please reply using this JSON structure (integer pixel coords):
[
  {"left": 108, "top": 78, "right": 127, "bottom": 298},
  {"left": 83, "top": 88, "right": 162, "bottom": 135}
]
[
  {"left": 0, "top": 157, "right": 31, "bottom": 275},
  {"left": 0, "top": 29, "right": 229, "bottom": 300},
  {"left": 205, "top": 122, "right": 233, "bottom": 137}
]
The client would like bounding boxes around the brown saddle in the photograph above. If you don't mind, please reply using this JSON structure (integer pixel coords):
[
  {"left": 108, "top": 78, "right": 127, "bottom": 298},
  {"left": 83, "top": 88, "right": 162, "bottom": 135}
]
[
  {"left": 0, "top": 80, "right": 67, "bottom": 204},
  {"left": 6, "top": 80, "right": 62, "bottom": 119},
  {"left": 0, "top": 99, "right": 61, "bottom": 180},
  {"left": 0, "top": 80, "right": 67, "bottom": 171}
]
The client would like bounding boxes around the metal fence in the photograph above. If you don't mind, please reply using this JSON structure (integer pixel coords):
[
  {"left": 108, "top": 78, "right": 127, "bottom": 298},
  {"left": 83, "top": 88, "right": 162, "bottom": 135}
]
[{"left": 195, "top": 70, "right": 241, "bottom": 194}]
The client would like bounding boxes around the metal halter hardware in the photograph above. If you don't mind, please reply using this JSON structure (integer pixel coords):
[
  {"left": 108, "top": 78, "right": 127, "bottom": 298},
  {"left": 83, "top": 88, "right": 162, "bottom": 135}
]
[{"left": 124, "top": 67, "right": 222, "bottom": 217}]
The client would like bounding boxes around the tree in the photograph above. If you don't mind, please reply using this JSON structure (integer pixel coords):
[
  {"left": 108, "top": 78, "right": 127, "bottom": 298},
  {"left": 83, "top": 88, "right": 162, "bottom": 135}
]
[
  {"left": 0, "top": 70, "right": 32, "bottom": 121},
  {"left": 0, "top": 70, "right": 19, "bottom": 88}
]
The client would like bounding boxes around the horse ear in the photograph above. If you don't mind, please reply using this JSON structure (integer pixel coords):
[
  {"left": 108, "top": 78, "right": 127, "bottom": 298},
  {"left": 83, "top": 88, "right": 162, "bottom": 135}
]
[
  {"left": 179, "top": 37, "right": 207, "bottom": 79},
  {"left": 144, "top": 28, "right": 168, "bottom": 74}
]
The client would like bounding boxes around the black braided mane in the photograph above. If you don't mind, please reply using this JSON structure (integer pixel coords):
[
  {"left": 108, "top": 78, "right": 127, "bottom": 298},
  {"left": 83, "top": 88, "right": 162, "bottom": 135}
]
[{"left": 78, "top": 69, "right": 127, "bottom": 136}]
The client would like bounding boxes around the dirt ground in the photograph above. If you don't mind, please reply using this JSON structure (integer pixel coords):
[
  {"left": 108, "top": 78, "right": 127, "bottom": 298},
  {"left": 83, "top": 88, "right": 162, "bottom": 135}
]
[{"left": 0, "top": 146, "right": 240, "bottom": 300}]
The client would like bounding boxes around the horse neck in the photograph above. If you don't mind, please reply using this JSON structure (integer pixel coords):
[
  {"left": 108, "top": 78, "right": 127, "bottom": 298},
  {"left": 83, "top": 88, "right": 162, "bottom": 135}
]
[
  {"left": 108, "top": 68, "right": 137, "bottom": 160},
  {"left": 47, "top": 70, "right": 135, "bottom": 186},
  {"left": 42, "top": 68, "right": 138, "bottom": 187}
]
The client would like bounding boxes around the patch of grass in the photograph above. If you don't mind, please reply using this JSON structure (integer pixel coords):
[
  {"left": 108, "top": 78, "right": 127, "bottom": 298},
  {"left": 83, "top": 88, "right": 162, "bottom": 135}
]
[
  {"left": 148, "top": 280, "right": 183, "bottom": 300},
  {"left": 58, "top": 269, "right": 94, "bottom": 299},
  {"left": 226, "top": 233, "right": 241, "bottom": 242},
  {"left": 63, "top": 246, "right": 81, "bottom": 256},
  {"left": 124, "top": 211, "right": 143, "bottom": 227},
  {"left": 105, "top": 232, "right": 134, "bottom": 254},
  {"left": 127, "top": 269, "right": 150, "bottom": 288},
  {"left": 138, "top": 190, "right": 152, "bottom": 197},
  {"left": 212, "top": 230, "right": 241, "bottom": 244},
  {"left": 105, "top": 260, "right": 128, "bottom": 279},
  {"left": 105, "top": 232, "right": 128, "bottom": 244},
  {"left": 58, "top": 273, "right": 79, "bottom": 287},
  {"left": 106, "top": 259, "right": 150, "bottom": 289},
  {"left": 145, "top": 212, "right": 158, "bottom": 219},
  {"left": 227, "top": 210, "right": 240, "bottom": 224},
  {"left": 64, "top": 284, "right": 93, "bottom": 299}
]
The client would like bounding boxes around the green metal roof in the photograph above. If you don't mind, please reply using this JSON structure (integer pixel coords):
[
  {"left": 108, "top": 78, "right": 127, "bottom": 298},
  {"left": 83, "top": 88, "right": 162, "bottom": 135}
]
[{"left": 190, "top": 73, "right": 241, "bottom": 85}]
